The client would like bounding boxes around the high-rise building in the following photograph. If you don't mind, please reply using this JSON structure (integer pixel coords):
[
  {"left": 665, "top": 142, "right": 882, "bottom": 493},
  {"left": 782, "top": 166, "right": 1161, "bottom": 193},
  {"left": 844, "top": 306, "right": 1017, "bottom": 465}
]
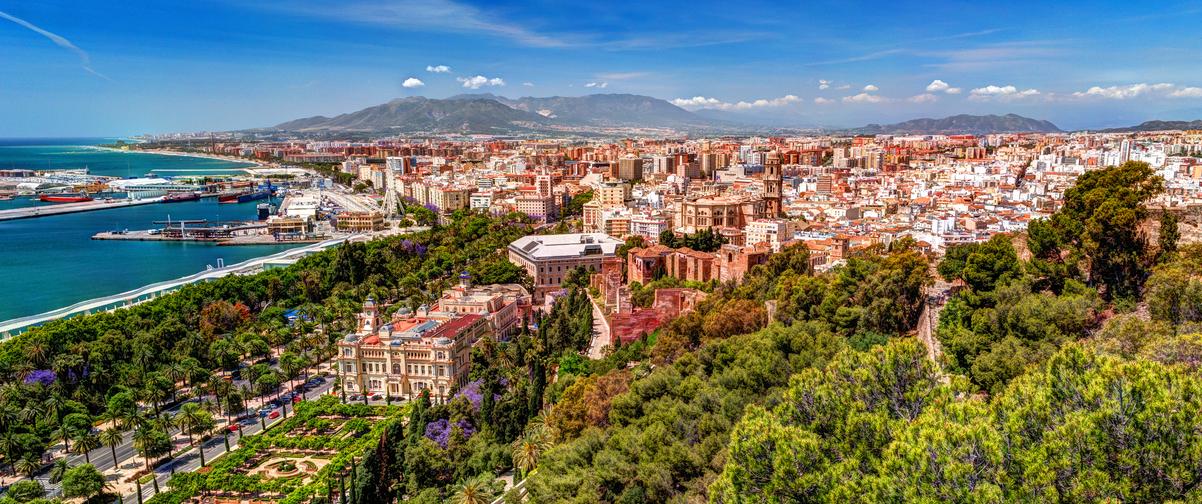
[
  {"left": 817, "top": 174, "right": 834, "bottom": 195},
  {"left": 651, "top": 155, "right": 675, "bottom": 174},
  {"left": 617, "top": 157, "right": 644, "bottom": 181},
  {"left": 764, "top": 151, "right": 782, "bottom": 217}
]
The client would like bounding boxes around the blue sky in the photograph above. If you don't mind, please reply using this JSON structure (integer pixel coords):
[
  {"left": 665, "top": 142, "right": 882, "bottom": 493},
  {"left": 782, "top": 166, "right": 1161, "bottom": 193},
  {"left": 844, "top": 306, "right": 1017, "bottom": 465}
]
[{"left": 2, "top": 0, "right": 1201, "bottom": 135}]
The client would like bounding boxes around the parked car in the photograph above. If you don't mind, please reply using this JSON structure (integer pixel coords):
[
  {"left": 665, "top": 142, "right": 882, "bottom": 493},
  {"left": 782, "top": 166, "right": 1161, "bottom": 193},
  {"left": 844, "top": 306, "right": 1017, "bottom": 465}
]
[
  {"left": 370, "top": 393, "right": 383, "bottom": 401},
  {"left": 227, "top": 423, "right": 240, "bottom": 433},
  {"left": 292, "top": 395, "right": 303, "bottom": 404}
]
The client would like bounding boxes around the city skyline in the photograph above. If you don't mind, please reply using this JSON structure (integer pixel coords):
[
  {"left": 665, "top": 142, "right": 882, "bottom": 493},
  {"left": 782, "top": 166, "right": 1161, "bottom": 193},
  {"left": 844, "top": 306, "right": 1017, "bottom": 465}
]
[{"left": 3, "top": 0, "right": 1202, "bottom": 136}]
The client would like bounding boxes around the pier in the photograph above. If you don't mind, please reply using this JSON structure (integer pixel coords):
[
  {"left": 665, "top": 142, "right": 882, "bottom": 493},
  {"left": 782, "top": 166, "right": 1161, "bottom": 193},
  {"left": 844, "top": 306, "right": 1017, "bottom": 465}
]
[
  {"left": 0, "top": 235, "right": 365, "bottom": 338},
  {"left": 0, "top": 197, "right": 164, "bottom": 221}
]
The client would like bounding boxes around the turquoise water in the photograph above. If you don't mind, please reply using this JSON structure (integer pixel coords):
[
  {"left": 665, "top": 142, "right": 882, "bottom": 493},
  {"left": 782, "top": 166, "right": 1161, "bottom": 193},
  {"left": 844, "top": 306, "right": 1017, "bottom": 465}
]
[
  {"left": 0, "top": 139, "right": 297, "bottom": 321},
  {"left": 0, "top": 137, "right": 254, "bottom": 178}
]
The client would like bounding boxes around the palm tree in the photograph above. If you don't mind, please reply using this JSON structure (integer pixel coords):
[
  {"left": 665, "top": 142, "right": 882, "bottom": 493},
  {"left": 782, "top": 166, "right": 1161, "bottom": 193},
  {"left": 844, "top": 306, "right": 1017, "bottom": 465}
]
[
  {"left": 280, "top": 354, "right": 303, "bottom": 392},
  {"left": 100, "top": 427, "right": 124, "bottom": 468},
  {"left": 50, "top": 424, "right": 74, "bottom": 455},
  {"left": 72, "top": 432, "right": 101, "bottom": 464},
  {"left": 511, "top": 424, "right": 549, "bottom": 480},
  {"left": 48, "top": 458, "right": 69, "bottom": 484},
  {"left": 174, "top": 403, "right": 203, "bottom": 446},
  {"left": 165, "top": 363, "right": 186, "bottom": 402},
  {"left": 27, "top": 342, "right": 47, "bottom": 368},
  {"left": 14, "top": 455, "right": 39, "bottom": 477},
  {"left": 175, "top": 403, "right": 214, "bottom": 447},
  {"left": 451, "top": 474, "right": 498, "bottom": 504},
  {"left": 132, "top": 426, "right": 169, "bottom": 472}
]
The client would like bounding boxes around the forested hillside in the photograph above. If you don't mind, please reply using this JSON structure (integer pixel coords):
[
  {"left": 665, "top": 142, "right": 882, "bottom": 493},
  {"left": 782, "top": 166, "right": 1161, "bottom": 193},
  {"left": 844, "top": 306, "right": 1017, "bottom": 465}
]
[{"left": 705, "top": 161, "right": 1202, "bottom": 502}]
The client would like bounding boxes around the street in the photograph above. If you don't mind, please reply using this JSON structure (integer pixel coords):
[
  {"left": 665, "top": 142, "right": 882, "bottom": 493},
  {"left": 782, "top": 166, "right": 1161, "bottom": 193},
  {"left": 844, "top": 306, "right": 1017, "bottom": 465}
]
[{"left": 121, "top": 379, "right": 336, "bottom": 504}]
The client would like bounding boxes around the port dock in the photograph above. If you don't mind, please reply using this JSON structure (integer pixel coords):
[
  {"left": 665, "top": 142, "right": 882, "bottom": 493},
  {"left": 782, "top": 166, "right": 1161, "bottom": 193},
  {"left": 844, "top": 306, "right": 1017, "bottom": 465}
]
[
  {"left": 92, "top": 229, "right": 324, "bottom": 245},
  {"left": 0, "top": 197, "right": 163, "bottom": 221}
]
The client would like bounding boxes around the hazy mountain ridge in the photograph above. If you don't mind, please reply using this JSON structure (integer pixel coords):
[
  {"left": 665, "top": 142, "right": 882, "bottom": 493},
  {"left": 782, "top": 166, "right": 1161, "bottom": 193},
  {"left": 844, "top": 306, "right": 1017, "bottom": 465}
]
[
  {"left": 1096, "top": 119, "right": 1202, "bottom": 132},
  {"left": 848, "top": 114, "right": 1062, "bottom": 135},
  {"left": 271, "top": 94, "right": 717, "bottom": 133},
  {"left": 272, "top": 97, "right": 549, "bottom": 133}
]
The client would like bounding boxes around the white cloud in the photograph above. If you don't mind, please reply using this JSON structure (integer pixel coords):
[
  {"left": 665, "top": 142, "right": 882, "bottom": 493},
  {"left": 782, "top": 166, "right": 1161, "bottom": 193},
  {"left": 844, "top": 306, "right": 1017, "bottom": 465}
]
[
  {"left": 925, "top": 79, "right": 960, "bottom": 94},
  {"left": 1071, "top": 82, "right": 1180, "bottom": 99},
  {"left": 457, "top": 75, "right": 505, "bottom": 89},
  {"left": 969, "top": 84, "right": 1040, "bottom": 101},
  {"left": 522, "top": 82, "right": 534, "bottom": 87},
  {"left": 836, "top": 84, "right": 851, "bottom": 90},
  {"left": 814, "top": 97, "right": 833, "bottom": 104},
  {"left": 584, "top": 81, "right": 608, "bottom": 88},
  {"left": 671, "top": 94, "right": 801, "bottom": 111},
  {"left": 908, "top": 93, "right": 938, "bottom": 103},
  {"left": 597, "top": 72, "right": 646, "bottom": 80},
  {"left": 1171, "top": 87, "right": 1202, "bottom": 98},
  {"left": 1073, "top": 82, "right": 1172, "bottom": 99},
  {"left": 265, "top": 0, "right": 565, "bottom": 48},
  {"left": 402, "top": 77, "right": 425, "bottom": 88},
  {"left": 0, "top": 10, "right": 107, "bottom": 80},
  {"left": 818, "top": 79, "right": 830, "bottom": 90},
  {"left": 425, "top": 64, "right": 451, "bottom": 73},
  {"left": 842, "top": 92, "right": 886, "bottom": 104},
  {"left": 863, "top": 84, "right": 879, "bottom": 92}
]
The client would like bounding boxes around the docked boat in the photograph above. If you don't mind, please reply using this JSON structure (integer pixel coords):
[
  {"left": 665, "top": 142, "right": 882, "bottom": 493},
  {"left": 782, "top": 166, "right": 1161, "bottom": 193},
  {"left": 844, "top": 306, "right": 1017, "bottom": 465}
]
[
  {"left": 218, "top": 181, "right": 274, "bottom": 204},
  {"left": 217, "top": 191, "right": 248, "bottom": 204},
  {"left": 163, "top": 191, "right": 201, "bottom": 203},
  {"left": 39, "top": 192, "right": 93, "bottom": 203}
]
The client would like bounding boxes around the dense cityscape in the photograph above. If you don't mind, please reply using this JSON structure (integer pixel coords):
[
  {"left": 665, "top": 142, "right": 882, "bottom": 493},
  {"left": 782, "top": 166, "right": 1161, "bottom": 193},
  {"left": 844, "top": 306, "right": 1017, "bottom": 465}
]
[{"left": 4, "top": 0, "right": 1202, "bottom": 503}]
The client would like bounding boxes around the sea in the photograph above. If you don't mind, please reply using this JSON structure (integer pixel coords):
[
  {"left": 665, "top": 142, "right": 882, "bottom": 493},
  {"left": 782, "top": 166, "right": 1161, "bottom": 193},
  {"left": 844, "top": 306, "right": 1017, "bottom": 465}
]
[{"left": 0, "top": 138, "right": 299, "bottom": 322}]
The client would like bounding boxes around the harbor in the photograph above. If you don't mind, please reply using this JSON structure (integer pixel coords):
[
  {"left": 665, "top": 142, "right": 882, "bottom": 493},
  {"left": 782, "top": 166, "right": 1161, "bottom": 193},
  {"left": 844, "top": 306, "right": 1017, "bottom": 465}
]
[
  {"left": 0, "top": 235, "right": 365, "bottom": 337},
  {"left": 0, "top": 196, "right": 164, "bottom": 221},
  {"left": 92, "top": 219, "right": 327, "bottom": 245},
  {"left": 0, "top": 138, "right": 393, "bottom": 321}
]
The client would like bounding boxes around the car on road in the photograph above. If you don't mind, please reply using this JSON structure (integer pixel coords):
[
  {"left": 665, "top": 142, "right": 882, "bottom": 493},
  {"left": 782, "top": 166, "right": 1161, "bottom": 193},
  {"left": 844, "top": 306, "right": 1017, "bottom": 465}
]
[
  {"left": 268, "top": 410, "right": 280, "bottom": 419},
  {"left": 258, "top": 408, "right": 274, "bottom": 417},
  {"left": 292, "top": 395, "right": 303, "bottom": 404},
  {"left": 370, "top": 393, "right": 383, "bottom": 401},
  {"left": 227, "top": 423, "right": 240, "bottom": 433}
]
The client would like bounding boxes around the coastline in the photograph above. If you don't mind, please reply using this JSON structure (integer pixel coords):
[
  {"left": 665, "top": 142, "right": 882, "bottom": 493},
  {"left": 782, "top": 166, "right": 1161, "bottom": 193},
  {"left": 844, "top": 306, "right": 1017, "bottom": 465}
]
[{"left": 93, "top": 145, "right": 264, "bottom": 171}]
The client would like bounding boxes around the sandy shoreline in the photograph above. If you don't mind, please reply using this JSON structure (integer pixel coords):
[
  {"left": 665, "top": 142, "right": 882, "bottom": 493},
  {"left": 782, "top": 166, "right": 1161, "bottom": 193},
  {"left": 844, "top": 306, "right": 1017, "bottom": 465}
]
[{"left": 94, "top": 145, "right": 265, "bottom": 171}]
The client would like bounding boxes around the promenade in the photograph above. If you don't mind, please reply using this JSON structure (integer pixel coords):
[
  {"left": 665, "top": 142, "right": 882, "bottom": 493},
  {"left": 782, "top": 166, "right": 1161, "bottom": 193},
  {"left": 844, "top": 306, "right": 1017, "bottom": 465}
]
[
  {"left": 0, "top": 197, "right": 164, "bottom": 221},
  {"left": 0, "top": 235, "right": 362, "bottom": 337}
]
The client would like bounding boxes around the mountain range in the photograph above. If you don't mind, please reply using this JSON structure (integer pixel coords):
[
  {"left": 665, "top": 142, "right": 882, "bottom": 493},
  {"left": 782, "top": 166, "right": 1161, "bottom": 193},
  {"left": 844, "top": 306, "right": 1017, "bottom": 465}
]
[
  {"left": 848, "top": 114, "right": 1062, "bottom": 135},
  {"left": 267, "top": 94, "right": 1198, "bottom": 136},
  {"left": 271, "top": 94, "right": 718, "bottom": 133},
  {"left": 1096, "top": 120, "right": 1202, "bottom": 133}
]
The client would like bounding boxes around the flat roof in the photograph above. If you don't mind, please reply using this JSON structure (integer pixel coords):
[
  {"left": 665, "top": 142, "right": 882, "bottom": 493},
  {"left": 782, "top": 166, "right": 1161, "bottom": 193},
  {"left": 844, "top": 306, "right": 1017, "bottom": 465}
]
[{"left": 508, "top": 233, "right": 622, "bottom": 260}]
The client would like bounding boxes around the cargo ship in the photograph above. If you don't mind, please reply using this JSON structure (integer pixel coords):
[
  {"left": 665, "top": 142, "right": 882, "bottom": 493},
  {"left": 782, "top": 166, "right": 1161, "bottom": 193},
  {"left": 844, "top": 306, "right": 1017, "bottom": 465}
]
[
  {"left": 39, "top": 192, "right": 94, "bottom": 203},
  {"left": 163, "top": 191, "right": 201, "bottom": 203},
  {"left": 218, "top": 181, "right": 274, "bottom": 204}
]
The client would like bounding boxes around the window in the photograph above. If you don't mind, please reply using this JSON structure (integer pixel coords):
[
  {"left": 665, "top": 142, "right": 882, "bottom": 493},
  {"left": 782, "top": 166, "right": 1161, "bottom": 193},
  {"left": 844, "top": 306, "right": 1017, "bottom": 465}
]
[{"left": 392, "top": 363, "right": 401, "bottom": 374}]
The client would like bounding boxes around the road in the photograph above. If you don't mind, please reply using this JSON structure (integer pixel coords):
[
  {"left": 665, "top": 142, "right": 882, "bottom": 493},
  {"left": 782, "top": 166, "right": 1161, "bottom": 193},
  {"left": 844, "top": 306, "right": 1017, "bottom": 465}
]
[
  {"left": 587, "top": 297, "right": 611, "bottom": 359},
  {"left": 122, "top": 379, "right": 336, "bottom": 504},
  {"left": 916, "top": 281, "right": 952, "bottom": 379},
  {"left": 27, "top": 356, "right": 335, "bottom": 502}
]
